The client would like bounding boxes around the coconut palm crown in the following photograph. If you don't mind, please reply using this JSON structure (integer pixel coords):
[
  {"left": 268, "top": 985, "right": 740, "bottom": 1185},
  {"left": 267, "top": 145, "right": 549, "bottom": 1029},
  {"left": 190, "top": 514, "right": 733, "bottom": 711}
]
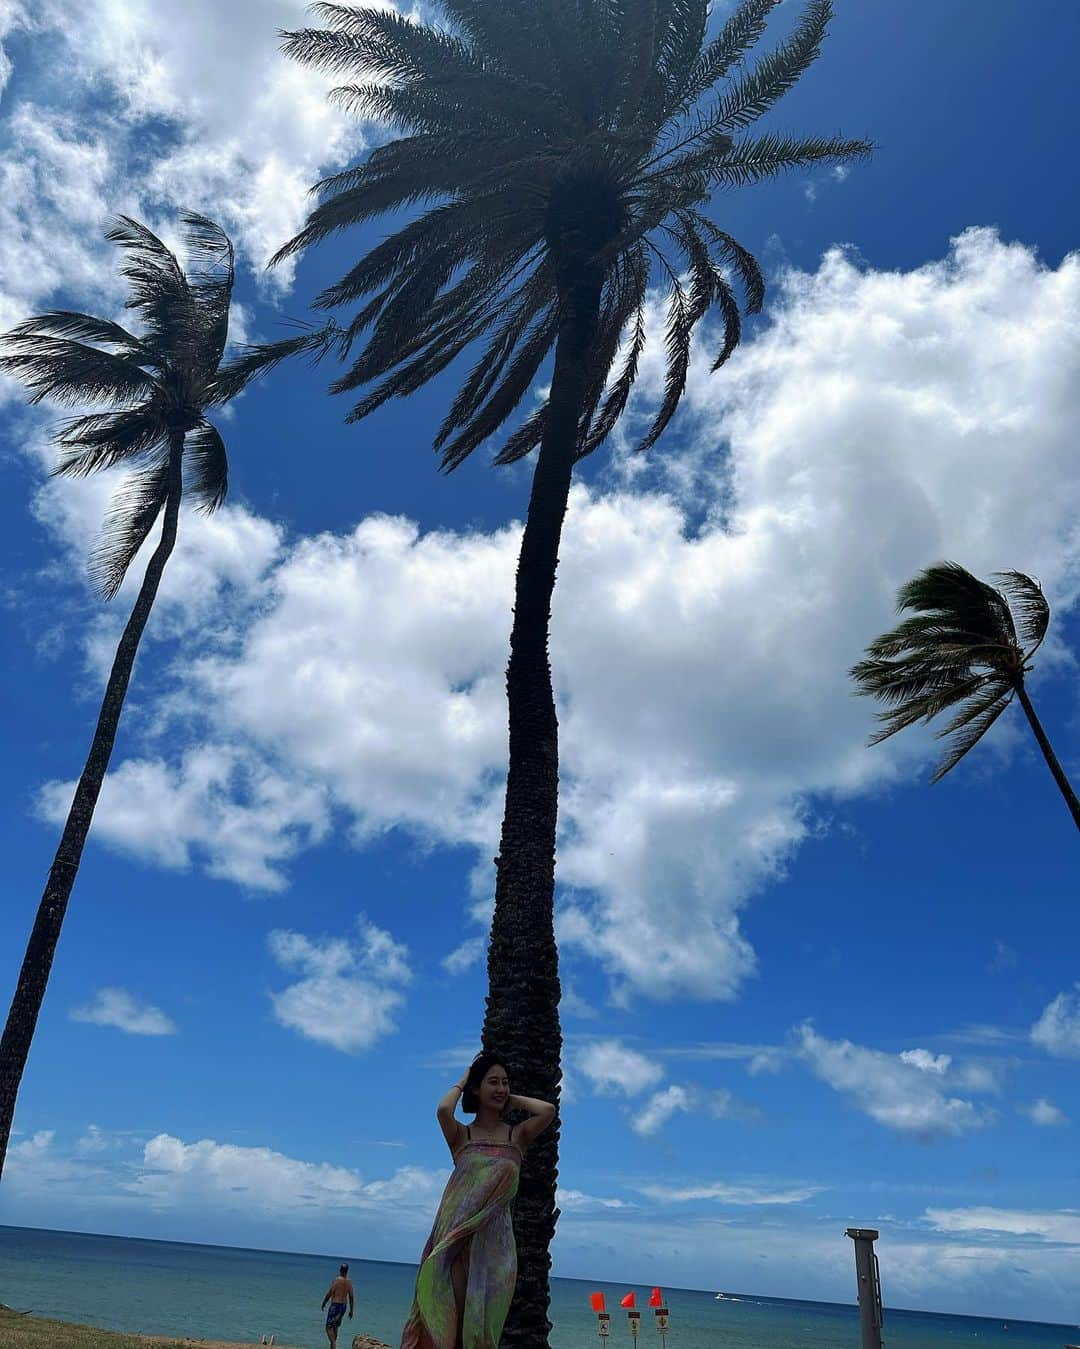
[
  {"left": 266, "top": 0, "right": 872, "bottom": 464},
  {"left": 850, "top": 561, "right": 1080, "bottom": 830},
  {"left": 0, "top": 214, "right": 285, "bottom": 596}
]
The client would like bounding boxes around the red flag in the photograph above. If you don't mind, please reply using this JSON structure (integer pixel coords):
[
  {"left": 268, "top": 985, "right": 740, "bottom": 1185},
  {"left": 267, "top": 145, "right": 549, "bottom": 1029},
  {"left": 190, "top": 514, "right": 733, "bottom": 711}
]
[
  {"left": 589, "top": 1293, "right": 606, "bottom": 1313},
  {"left": 649, "top": 1288, "right": 664, "bottom": 1308},
  {"left": 620, "top": 1292, "right": 637, "bottom": 1309}
]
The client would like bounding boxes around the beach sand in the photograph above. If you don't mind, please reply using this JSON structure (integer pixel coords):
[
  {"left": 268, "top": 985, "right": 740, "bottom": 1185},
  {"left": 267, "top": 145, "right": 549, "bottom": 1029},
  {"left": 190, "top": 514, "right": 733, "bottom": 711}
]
[{"left": 0, "top": 1308, "right": 304, "bottom": 1349}]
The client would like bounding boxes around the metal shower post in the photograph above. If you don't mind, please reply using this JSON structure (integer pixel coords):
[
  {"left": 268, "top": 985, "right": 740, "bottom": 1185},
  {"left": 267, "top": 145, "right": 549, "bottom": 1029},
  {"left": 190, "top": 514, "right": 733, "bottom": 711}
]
[{"left": 846, "top": 1227, "right": 884, "bottom": 1349}]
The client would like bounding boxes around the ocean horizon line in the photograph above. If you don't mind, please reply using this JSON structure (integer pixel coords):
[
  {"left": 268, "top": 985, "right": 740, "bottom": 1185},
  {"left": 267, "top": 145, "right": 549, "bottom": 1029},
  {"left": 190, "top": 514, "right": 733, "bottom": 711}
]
[{"left": 2, "top": 1221, "right": 1075, "bottom": 1333}]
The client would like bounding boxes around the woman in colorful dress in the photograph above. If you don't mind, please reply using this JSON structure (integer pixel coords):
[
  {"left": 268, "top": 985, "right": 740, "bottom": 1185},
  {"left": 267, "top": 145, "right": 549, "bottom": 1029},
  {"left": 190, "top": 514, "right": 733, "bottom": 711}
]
[{"left": 400, "top": 1052, "right": 556, "bottom": 1349}]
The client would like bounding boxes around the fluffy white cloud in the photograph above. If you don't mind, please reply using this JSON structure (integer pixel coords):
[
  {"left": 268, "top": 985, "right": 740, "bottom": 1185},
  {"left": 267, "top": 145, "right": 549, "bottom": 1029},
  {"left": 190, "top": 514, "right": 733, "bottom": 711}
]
[
  {"left": 0, "top": 0, "right": 370, "bottom": 306},
  {"left": 926, "top": 1206, "right": 1080, "bottom": 1244},
  {"left": 898, "top": 1049, "right": 951, "bottom": 1075},
  {"left": 796, "top": 1024, "right": 991, "bottom": 1139},
  {"left": 1031, "top": 986, "right": 1080, "bottom": 1058},
  {"left": 70, "top": 987, "right": 177, "bottom": 1036},
  {"left": 23, "top": 230, "right": 1080, "bottom": 1005},
  {"left": 0, "top": 104, "right": 119, "bottom": 335},
  {"left": 267, "top": 916, "right": 412, "bottom": 1054},
  {"left": 576, "top": 1039, "right": 664, "bottom": 1098},
  {"left": 632, "top": 1082, "right": 759, "bottom": 1135},
  {"left": 633, "top": 1084, "right": 695, "bottom": 1136},
  {"left": 636, "top": 1179, "right": 823, "bottom": 1205},
  {"left": 442, "top": 936, "right": 486, "bottom": 976},
  {"left": 40, "top": 746, "right": 329, "bottom": 892},
  {"left": 1021, "top": 1098, "right": 1067, "bottom": 1127},
  {"left": 133, "top": 1132, "right": 442, "bottom": 1217}
]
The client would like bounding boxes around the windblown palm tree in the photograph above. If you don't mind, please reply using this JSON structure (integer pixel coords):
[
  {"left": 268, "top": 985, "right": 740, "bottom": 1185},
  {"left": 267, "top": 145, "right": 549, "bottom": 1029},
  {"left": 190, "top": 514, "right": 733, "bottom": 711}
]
[
  {"left": 0, "top": 213, "right": 291, "bottom": 1181},
  {"left": 850, "top": 561, "right": 1080, "bottom": 832},
  {"left": 267, "top": 2, "right": 871, "bottom": 1338}
]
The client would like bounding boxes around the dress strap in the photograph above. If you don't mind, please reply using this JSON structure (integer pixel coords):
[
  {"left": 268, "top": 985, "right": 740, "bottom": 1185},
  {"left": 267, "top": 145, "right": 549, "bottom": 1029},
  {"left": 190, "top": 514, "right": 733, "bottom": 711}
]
[{"left": 466, "top": 1125, "right": 471, "bottom": 1141}]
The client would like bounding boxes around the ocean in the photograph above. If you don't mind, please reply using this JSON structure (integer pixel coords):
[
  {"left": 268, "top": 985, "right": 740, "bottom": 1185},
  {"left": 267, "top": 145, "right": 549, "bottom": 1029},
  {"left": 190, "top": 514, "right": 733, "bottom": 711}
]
[{"left": 0, "top": 1226, "right": 1075, "bottom": 1349}]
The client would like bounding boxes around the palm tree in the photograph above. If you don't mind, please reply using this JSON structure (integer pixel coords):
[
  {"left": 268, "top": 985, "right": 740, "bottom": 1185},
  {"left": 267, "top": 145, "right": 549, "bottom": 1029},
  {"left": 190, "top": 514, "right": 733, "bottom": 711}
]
[
  {"left": 271, "top": 2, "right": 870, "bottom": 1338},
  {"left": 0, "top": 213, "right": 300, "bottom": 1181},
  {"left": 850, "top": 561, "right": 1080, "bottom": 831}
]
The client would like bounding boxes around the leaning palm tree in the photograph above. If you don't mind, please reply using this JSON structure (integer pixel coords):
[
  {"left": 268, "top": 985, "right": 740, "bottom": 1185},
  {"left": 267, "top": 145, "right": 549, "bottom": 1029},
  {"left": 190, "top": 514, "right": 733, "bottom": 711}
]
[
  {"left": 850, "top": 561, "right": 1080, "bottom": 832},
  {"left": 268, "top": 2, "right": 870, "bottom": 1338},
  {"left": 0, "top": 213, "right": 295, "bottom": 1182}
]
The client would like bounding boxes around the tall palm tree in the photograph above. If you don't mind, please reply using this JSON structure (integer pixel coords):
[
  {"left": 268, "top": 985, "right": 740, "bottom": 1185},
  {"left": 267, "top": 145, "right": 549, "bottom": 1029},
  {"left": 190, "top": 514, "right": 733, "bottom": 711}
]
[
  {"left": 0, "top": 213, "right": 297, "bottom": 1182},
  {"left": 850, "top": 561, "right": 1080, "bottom": 831},
  {"left": 269, "top": 2, "right": 870, "bottom": 1338}
]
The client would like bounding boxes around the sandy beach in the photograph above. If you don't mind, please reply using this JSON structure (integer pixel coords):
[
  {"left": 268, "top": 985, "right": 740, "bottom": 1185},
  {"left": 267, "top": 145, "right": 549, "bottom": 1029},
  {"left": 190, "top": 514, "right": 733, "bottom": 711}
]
[
  {"left": 0, "top": 1308, "right": 303, "bottom": 1349},
  {"left": 0, "top": 1307, "right": 396, "bottom": 1349}
]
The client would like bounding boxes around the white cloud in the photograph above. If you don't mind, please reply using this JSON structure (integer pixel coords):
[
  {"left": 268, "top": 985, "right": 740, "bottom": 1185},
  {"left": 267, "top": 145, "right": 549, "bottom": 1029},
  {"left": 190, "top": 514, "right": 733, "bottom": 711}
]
[
  {"left": 40, "top": 746, "right": 330, "bottom": 893},
  {"left": 23, "top": 230, "right": 1080, "bottom": 1006},
  {"left": 267, "top": 916, "right": 412, "bottom": 1054},
  {"left": 1021, "top": 1098, "right": 1067, "bottom": 1127},
  {"left": 75, "top": 1125, "right": 111, "bottom": 1155},
  {"left": 637, "top": 1180, "right": 823, "bottom": 1205},
  {"left": 0, "top": 0, "right": 369, "bottom": 303},
  {"left": 796, "top": 1024, "right": 991, "bottom": 1139},
  {"left": 576, "top": 1040, "right": 664, "bottom": 1098},
  {"left": 556, "top": 1187, "right": 633, "bottom": 1212},
  {"left": 926, "top": 1206, "right": 1080, "bottom": 1244},
  {"left": 133, "top": 1132, "right": 443, "bottom": 1217},
  {"left": 70, "top": 987, "right": 177, "bottom": 1036},
  {"left": 1031, "top": 985, "right": 1080, "bottom": 1058},
  {"left": 632, "top": 1082, "right": 759, "bottom": 1136},
  {"left": 633, "top": 1084, "right": 695, "bottom": 1136},
  {"left": 442, "top": 937, "right": 486, "bottom": 976},
  {"left": 898, "top": 1049, "right": 951, "bottom": 1075}
]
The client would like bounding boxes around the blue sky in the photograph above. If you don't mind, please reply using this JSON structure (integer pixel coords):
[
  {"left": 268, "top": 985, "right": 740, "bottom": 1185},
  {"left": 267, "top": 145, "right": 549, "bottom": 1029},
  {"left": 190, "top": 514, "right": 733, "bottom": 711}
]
[{"left": 1, "top": 0, "right": 1080, "bottom": 1326}]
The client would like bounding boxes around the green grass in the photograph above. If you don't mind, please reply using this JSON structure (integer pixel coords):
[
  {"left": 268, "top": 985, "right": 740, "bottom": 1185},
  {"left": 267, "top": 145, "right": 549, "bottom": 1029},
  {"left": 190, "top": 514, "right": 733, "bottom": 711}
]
[{"left": 0, "top": 1308, "right": 297, "bottom": 1349}]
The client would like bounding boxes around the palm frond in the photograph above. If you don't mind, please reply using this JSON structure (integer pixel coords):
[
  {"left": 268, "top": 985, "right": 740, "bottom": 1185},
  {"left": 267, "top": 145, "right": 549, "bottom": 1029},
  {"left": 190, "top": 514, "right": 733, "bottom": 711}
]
[
  {"left": 991, "top": 570, "right": 1049, "bottom": 655},
  {"left": 673, "top": 0, "right": 783, "bottom": 113},
  {"left": 263, "top": 0, "right": 869, "bottom": 467},
  {"left": 51, "top": 407, "right": 169, "bottom": 478},
  {"left": 209, "top": 324, "right": 339, "bottom": 406},
  {"left": 184, "top": 420, "right": 229, "bottom": 513},
  {"left": 929, "top": 685, "right": 1014, "bottom": 783},
  {"left": 0, "top": 335, "right": 155, "bottom": 407},
  {"left": 709, "top": 0, "right": 832, "bottom": 131},
  {"left": 2, "top": 311, "right": 149, "bottom": 361},
  {"left": 87, "top": 450, "right": 172, "bottom": 600}
]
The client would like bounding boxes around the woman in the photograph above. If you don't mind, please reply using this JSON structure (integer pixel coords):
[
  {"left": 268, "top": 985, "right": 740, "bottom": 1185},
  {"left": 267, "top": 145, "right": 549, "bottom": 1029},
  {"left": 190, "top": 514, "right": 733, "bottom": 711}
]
[{"left": 400, "top": 1052, "right": 556, "bottom": 1349}]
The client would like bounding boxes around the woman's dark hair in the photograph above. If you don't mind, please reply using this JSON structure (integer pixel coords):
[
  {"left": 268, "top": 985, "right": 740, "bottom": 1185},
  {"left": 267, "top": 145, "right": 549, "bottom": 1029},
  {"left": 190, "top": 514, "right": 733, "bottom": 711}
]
[{"left": 462, "top": 1051, "right": 509, "bottom": 1114}]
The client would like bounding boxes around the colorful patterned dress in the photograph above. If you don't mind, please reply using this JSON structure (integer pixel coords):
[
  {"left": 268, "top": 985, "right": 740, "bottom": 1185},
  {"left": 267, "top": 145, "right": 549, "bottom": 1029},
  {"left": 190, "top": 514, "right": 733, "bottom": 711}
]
[{"left": 400, "top": 1127, "right": 521, "bottom": 1349}]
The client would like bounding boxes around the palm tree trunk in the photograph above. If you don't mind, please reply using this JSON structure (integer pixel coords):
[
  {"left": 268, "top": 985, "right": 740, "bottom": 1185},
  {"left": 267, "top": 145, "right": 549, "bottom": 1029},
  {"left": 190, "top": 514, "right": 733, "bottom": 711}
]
[
  {"left": 0, "top": 432, "right": 185, "bottom": 1181},
  {"left": 1015, "top": 682, "right": 1080, "bottom": 832},
  {"left": 482, "top": 271, "right": 603, "bottom": 1349}
]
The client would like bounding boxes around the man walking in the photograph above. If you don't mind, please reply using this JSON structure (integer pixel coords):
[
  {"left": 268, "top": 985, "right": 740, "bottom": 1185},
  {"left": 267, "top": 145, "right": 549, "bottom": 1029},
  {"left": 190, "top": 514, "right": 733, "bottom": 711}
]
[{"left": 321, "top": 1262, "right": 355, "bottom": 1347}]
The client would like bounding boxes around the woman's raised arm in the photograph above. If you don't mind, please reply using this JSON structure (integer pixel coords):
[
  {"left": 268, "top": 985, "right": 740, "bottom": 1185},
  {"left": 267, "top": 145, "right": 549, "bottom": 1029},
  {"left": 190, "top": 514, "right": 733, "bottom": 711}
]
[
  {"left": 436, "top": 1069, "right": 469, "bottom": 1151},
  {"left": 508, "top": 1093, "right": 556, "bottom": 1151}
]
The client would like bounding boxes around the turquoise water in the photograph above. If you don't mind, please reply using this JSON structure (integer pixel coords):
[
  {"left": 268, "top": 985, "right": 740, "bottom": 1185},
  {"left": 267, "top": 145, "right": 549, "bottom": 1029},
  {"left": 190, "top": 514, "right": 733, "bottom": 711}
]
[{"left": 0, "top": 1226, "right": 1076, "bottom": 1349}]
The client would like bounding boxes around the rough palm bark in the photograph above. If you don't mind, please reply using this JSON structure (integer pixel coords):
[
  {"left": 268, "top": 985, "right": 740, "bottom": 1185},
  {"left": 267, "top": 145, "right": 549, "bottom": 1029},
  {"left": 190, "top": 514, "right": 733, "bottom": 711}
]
[
  {"left": 483, "top": 268, "right": 603, "bottom": 1345},
  {"left": 0, "top": 434, "right": 183, "bottom": 1177}
]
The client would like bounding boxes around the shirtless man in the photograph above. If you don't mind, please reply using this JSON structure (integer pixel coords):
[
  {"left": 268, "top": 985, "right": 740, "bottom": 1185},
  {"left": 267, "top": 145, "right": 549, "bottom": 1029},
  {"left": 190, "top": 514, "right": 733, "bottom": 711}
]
[{"left": 320, "top": 1263, "right": 355, "bottom": 1347}]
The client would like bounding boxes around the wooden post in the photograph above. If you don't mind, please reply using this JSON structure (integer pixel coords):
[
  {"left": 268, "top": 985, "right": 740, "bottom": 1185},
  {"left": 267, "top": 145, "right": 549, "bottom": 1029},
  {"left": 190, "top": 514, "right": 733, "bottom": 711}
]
[{"left": 846, "top": 1228, "right": 884, "bottom": 1349}]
